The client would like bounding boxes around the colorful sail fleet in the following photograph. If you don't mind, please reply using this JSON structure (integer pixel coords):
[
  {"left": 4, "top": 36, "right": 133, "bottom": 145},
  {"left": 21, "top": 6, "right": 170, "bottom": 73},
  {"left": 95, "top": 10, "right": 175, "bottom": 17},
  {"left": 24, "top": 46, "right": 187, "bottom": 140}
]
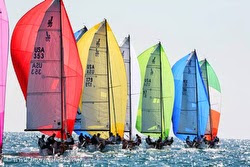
[{"left": 0, "top": 0, "right": 222, "bottom": 155}]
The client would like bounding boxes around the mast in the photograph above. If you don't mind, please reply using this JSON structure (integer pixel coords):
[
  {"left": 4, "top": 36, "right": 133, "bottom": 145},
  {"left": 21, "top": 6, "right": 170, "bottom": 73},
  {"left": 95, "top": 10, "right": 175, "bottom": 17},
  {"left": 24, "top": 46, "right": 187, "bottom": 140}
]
[
  {"left": 194, "top": 50, "right": 199, "bottom": 138},
  {"left": 104, "top": 19, "right": 112, "bottom": 137},
  {"left": 159, "top": 42, "right": 163, "bottom": 139},
  {"left": 204, "top": 59, "right": 213, "bottom": 139},
  {"left": 128, "top": 35, "right": 132, "bottom": 140},
  {"left": 59, "top": 0, "right": 65, "bottom": 142}
]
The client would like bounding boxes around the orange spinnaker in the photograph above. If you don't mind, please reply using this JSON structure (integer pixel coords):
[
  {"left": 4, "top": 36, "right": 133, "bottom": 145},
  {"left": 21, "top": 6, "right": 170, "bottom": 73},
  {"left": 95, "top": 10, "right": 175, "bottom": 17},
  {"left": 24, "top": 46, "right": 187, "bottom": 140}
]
[{"left": 205, "top": 109, "right": 220, "bottom": 141}]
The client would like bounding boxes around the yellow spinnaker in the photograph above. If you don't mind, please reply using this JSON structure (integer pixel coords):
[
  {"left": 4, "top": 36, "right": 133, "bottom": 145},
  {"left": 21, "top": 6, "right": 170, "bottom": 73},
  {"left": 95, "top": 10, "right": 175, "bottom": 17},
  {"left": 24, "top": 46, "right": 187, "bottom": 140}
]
[{"left": 76, "top": 20, "right": 127, "bottom": 139}]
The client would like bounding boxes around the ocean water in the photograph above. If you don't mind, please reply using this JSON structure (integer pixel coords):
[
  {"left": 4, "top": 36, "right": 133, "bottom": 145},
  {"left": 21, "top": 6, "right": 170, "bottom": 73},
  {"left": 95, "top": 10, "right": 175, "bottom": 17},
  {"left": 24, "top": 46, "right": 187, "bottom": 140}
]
[{"left": 2, "top": 132, "right": 250, "bottom": 166}]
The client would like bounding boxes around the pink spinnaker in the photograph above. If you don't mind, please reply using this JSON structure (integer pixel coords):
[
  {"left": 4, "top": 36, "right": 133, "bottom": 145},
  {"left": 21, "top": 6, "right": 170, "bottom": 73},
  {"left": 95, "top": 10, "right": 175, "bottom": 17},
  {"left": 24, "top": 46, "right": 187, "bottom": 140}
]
[{"left": 0, "top": 0, "right": 8, "bottom": 153}]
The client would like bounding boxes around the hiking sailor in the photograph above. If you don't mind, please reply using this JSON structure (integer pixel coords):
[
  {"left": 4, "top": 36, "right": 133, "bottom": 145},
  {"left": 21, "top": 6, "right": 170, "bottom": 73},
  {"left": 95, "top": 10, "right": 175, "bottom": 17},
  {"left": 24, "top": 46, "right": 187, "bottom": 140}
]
[{"left": 38, "top": 135, "right": 47, "bottom": 149}]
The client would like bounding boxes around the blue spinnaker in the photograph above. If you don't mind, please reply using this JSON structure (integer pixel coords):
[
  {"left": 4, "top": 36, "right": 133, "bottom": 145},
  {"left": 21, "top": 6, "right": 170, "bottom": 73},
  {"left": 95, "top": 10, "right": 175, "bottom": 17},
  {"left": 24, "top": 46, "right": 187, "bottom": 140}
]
[{"left": 172, "top": 51, "right": 209, "bottom": 141}]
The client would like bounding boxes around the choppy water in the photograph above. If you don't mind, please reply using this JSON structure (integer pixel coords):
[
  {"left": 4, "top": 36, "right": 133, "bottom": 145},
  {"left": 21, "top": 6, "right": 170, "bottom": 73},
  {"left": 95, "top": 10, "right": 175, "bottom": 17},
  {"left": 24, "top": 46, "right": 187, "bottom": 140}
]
[{"left": 1, "top": 132, "right": 250, "bottom": 166}]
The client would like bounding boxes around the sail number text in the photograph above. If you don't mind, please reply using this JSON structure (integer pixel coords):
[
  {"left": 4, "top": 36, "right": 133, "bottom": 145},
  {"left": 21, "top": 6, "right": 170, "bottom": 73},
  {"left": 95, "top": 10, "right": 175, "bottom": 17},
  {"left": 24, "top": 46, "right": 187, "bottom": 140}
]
[{"left": 31, "top": 47, "right": 45, "bottom": 75}]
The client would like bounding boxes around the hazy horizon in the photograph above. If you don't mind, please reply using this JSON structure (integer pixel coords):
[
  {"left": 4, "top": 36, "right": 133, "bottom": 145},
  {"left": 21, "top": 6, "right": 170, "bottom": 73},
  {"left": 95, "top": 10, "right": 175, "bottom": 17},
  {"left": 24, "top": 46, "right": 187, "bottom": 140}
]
[{"left": 4, "top": 0, "right": 250, "bottom": 139}]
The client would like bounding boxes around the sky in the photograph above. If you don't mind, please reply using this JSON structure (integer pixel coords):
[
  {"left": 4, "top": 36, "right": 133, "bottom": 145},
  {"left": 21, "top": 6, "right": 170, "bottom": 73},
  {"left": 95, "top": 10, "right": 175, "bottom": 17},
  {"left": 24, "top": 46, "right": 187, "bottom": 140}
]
[{"left": 4, "top": 0, "right": 250, "bottom": 139}]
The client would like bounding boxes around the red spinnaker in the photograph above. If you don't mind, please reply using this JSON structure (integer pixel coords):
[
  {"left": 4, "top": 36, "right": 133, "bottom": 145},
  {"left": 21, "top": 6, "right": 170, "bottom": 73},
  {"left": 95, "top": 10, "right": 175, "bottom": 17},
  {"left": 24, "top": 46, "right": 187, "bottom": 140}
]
[
  {"left": 11, "top": 0, "right": 53, "bottom": 99},
  {"left": 11, "top": 0, "right": 83, "bottom": 139}
]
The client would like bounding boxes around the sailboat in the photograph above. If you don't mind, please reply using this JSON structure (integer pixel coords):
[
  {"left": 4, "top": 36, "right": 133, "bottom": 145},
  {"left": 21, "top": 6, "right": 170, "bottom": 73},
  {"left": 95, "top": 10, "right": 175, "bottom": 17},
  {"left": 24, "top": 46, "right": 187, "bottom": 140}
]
[
  {"left": 74, "top": 20, "right": 127, "bottom": 142},
  {"left": 172, "top": 50, "right": 209, "bottom": 145},
  {"left": 136, "top": 42, "right": 174, "bottom": 144},
  {"left": 200, "top": 59, "right": 221, "bottom": 141},
  {"left": 11, "top": 0, "right": 83, "bottom": 154},
  {"left": 0, "top": 0, "right": 9, "bottom": 156},
  {"left": 119, "top": 35, "right": 132, "bottom": 140}
]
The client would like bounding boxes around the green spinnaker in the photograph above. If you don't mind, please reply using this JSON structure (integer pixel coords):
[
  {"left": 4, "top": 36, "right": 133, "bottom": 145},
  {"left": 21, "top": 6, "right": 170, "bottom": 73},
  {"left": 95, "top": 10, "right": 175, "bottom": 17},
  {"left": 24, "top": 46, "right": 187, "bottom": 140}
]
[
  {"left": 200, "top": 60, "right": 221, "bottom": 92},
  {"left": 136, "top": 43, "right": 174, "bottom": 139}
]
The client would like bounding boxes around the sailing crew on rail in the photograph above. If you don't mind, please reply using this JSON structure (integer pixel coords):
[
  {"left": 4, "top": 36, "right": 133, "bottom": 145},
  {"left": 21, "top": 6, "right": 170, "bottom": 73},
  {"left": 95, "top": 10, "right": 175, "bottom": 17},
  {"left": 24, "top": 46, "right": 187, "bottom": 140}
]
[
  {"left": 164, "top": 137, "right": 174, "bottom": 146},
  {"left": 78, "top": 133, "right": 84, "bottom": 146},
  {"left": 209, "top": 136, "right": 220, "bottom": 148},
  {"left": 192, "top": 137, "right": 198, "bottom": 147},
  {"left": 146, "top": 135, "right": 155, "bottom": 146},
  {"left": 38, "top": 135, "right": 47, "bottom": 149},
  {"left": 203, "top": 136, "right": 208, "bottom": 144},
  {"left": 122, "top": 139, "right": 129, "bottom": 149},
  {"left": 46, "top": 133, "right": 56, "bottom": 146},
  {"left": 46, "top": 133, "right": 56, "bottom": 152},
  {"left": 214, "top": 136, "right": 220, "bottom": 143},
  {"left": 155, "top": 136, "right": 163, "bottom": 149},
  {"left": 66, "top": 132, "right": 74, "bottom": 146},
  {"left": 186, "top": 136, "right": 193, "bottom": 147},
  {"left": 134, "top": 134, "right": 142, "bottom": 146},
  {"left": 85, "top": 135, "right": 91, "bottom": 145},
  {"left": 115, "top": 133, "right": 122, "bottom": 144},
  {"left": 194, "top": 135, "right": 205, "bottom": 148},
  {"left": 96, "top": 133, "right": 106, "bottom": 151},
  {"left": 106, "top": 132, "right": 115, "bottom": 144},
  {"left": 91, "top": 134, "right": 98, "bottom": 145}
]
